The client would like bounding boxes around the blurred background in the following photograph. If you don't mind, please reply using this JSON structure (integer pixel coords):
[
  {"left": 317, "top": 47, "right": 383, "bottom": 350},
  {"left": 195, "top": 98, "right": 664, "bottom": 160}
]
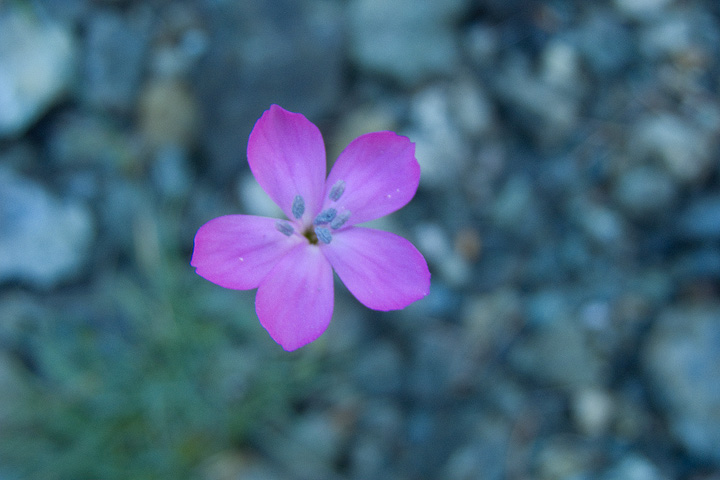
[{"left": 1, "top": 0, "right": 719, "bottom": 478}]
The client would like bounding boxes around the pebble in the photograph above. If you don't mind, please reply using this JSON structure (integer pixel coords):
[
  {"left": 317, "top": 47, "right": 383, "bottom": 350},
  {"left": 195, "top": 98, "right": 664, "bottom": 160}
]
[
  {"left": 631, "top": 113, "right": 713, "bottom": 184},
  {"left": 571, "top": 388, "right": 615, "bottom": 436},
  {"left": 257, "top": 411, "right": 347, "bottom": 480},
  {"left": 195, "top": 0, "right": 344, "bottom": 181},
  {"left": 46, "top": 113, "right": 137, "bottom": 170},
  {"left": 353, "top": 340, "right": 403, "bottom": 395},
  {"left": 149, "top": 145, "right": 193, "bottom": 201},
  {"left": 406, "top": 85, "right": 471, "bottom": 189},
  {"left": 462, "top": 288, "right": 522, "bottom": 354},
  {"left": 676, "top": 194, "right": 720, "bottom": 241},
  {"left": 509, "top": 291, "right": 606, "bottom": 387},
  {"left": 82, "top": 7, "right": 151, "bottom": 112},
  {"left": 348, "top": 0, "right": 470, "bottom": 85},
  {"left": 0, "top": 9, "right": 75, "bottom": 137},
  {"left": 642, "top": 303, "right": 720, "bottom": 463},
  {"left": 138, "top": 78, "right": 198, "bottom": 150},
  {"left": 413, "top": 222, "right": 471, "bottom": 285},
  {"left": 492, "top": 52, "right": 581, "bottom": 146},
  {"left": 575, "top": 12, "right": 634, "bottom": 76},
  {"left": 602, "top": 454, "right": 667, "bottom": 480},
  {"left": 237, "top": 174, "right": 283, "bottom": 218},
  {"left": 614, "top": 165, "right": 677, "bottom": 220},
  {"left": 0, "top": 169, "right": 94, "bottom": 289},
  {"left": 614, "top": 0, "right": 673, "bottom": 20},
  {"left": 571, "top": 197, "right": 626, "bottom": 247}
]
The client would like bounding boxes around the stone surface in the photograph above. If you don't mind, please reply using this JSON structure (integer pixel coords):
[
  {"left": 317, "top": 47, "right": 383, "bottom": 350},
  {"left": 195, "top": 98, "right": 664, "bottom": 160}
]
[
  {"left": 82, "top": 7, "right": 151, "bottom": 112},
  {"left": 631, "top": 114, "right": 714, "bottom": 184},
  {"left": 509, "top": 291, "right": 606, "bottom": 388},
  {"left": 194, "top": 0, "right": 344, "bottom": 182},
  {"left": 0, "top": 169, "right": 94, "bottom": 289},
  {"left": 0, "top": 10, "right": 75, "bottom": 138},
  {"left": 614, "top": 0, "right": 673, "bottom": 20},
  {"left": 348, "top": 0, "right": 470, "bottom": 85},
  {"left": 643, "top": 303, "right": 720, "bottom": 464},
  {"left": 614, "top": 166, "right": 677, "bottom": 220},
  {"left": 676, "top": 194, "right": 720, "bottom": 241}
]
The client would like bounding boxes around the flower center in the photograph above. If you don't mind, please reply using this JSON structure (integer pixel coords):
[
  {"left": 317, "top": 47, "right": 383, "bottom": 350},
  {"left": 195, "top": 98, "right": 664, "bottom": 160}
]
[{"left": 304, "top": 227, "right": 319, "bottom": 245}]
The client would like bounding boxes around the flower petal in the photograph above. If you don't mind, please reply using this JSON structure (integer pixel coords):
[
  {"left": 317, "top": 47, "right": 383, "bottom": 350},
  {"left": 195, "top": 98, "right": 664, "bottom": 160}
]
[
  {"left": 321, "top": 227, "right": 430, "bottom": 310},
  {"left": 323, "top": 132, "right": 419, "bottom": 226},
  {"left": 247, "top": 105, "right": 326, "bottom": 223},
  {"left": 256, "top": 244, "right": 334, "bottom": 351},
  {"left": 191, "top": 215, "right": 304, "bottom": 290}
]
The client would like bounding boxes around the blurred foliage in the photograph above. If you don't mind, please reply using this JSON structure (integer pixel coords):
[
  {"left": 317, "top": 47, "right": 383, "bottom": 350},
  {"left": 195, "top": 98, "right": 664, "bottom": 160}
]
[{"left": 0, "top": 209, "right": 322, "bottom": 479}]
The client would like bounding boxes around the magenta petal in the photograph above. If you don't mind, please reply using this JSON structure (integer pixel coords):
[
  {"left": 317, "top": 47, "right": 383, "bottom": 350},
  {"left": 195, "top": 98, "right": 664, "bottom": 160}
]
[
  {"left": 256, "top": 244, "right": 334, "bottom": 351},
  {"left": 322, "top": 227, "right": 430, "bottom": 311},
  {"left": 191, "top": 215, "right": 303, "bottom": 290},
  {"left": 247, "top": 105, "right": 326, "bottom": 223},
  {"left": 324, "top": 132, "right": 419, "bottom": 226}
]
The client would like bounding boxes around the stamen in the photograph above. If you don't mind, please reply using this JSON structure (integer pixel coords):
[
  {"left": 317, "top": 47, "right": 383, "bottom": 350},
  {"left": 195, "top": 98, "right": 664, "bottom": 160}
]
[
  {"left": 313, "top": 208, "right": 337, "bottom": 225},
  {"left": 330, "top": 211, "right": 351, "bottom": 229},
  {"left": 328, "top": 180, "right": 346, "bottom": 202},
  {"left": 314, "top": 226, "right": 332, "bottom": 244},
  {"left": 275, "top": 221, "right": 294, "bottom": 236},
  {"left": 291, "top": 195, "right": 305, "bottom": 219}
]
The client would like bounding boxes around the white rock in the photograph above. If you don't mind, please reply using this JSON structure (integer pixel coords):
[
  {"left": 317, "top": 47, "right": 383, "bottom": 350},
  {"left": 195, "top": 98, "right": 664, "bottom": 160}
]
[
  {"left": 0, "top": 11, "right": 75, "bottom": 137},
  {"left": 0, "top": 169, "right": 94, "bottom": 288}
]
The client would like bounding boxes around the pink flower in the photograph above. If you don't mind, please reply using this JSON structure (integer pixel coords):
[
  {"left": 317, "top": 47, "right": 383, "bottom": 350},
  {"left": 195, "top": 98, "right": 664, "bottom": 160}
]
[{"left": 191, "top": 105, "right": 430, "bottom": 351}]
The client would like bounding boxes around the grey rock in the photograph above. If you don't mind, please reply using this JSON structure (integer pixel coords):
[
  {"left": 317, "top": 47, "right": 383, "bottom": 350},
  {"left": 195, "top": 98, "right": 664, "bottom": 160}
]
[
  {"left": 138, "top": 78, "right": 198, "bottom": 150},
  {"left": 0, "top": 169, "right": 94, "bottom": 288},
  {"left": 348, "top": 0, "right": 470, "bottom": 85},
  {"left": 631, "top": 114, "right": 713, "bottom": 184},
  {"left": 46, "top": 113, "right": 137, "bottom": 169},
  {"left": 509, "top": 291, "right": 606, "bottom": 387},
  {"left": 349, "top": 399, "right": 403, "bottom": 478},
  {"left": 571, "top": 387, "right": 615, "bottom": 437},
  {"left": 83, "top": 7, "right": 151, "bottom": 112},
  {"left": 194, "top": 0, "right": 344, "bottom": 182},
  {"left": 614, "top": 166, "right": 677, "bottom": 220},
  {"left": 462, "top": 288, "right": 522, "bottom": 355},
  {"left": 407, "top": 326, "right": 479, "bottom": 402},
  {"left": 602, "top": 454, "right": 667, "bottom": 480},
  {"left": 643, "top": 303, "right": 720, "bottom": 464},
  {"left": 150, "top": 146, "right": 193, "bottom": 202},
  {"left": 614, "top": 0, "right": 673, "bottom": 20},
  {"left": 673, "top": 247, "right": 720, "bottom": 283},
  {"left": 257, "top": 411, "right": 346, "bottom": 480},
  {"left": 492, "top": 51, "right": 582, "bottom": 146},
  {"left": 571, "top": 197, "right": 626, "bottom": 247},
  {"left": 0, "top": 10, "right": 75, "bottom": 138},
  {"left": 575, "top": 12, "right": 634, "bottom": 76},
  {"left": 533, "top": 436, "right": 596, "bottom": 479},
  {"left": 676, "top": 194, "right": 720, "bottom": 241},
  {"left": 405, "top": 85, "right": 472, "bottom": 190},
  {"left": 353, "top": 340, "right": 403, "bottom": 395},
  {"left": 413, "top": 222, "right": 470, "bottom": 286}
]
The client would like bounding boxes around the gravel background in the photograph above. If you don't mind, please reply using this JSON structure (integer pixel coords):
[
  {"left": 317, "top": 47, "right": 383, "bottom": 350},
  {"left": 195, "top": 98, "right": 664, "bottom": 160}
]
[{"left": 1, "top": 0, "right": 719, "bottom": 479}]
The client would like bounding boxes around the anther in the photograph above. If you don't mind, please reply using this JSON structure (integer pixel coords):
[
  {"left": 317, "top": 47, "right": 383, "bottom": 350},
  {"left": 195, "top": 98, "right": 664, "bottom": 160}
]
[
  {"left": 275, "top": 221, "right": 294, "bottom": 236},
  {"left": 291, "top": 195, "right": 305, "bottom": 219},
  {"left": 314, "top": 226, "right": 332, "bottom": 244},
  {"left": 313, "top": 208, "right": 337, "bottom": 225},
  {"left": 328, "top": 180, "right": 346, "bottom": 202},
  {"left": 330, "top": 211, "right": 351, "bottom": 229}
]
